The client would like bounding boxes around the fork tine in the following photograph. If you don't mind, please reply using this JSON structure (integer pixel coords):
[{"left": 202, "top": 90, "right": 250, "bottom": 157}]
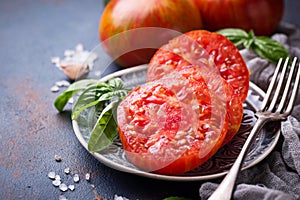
[
  {"left": 277, "top": 57, "right": 298, "bottom": 113},
  {"left": 285, "top": 60, "right": 300, "bottom": 115},
  {"left": 268, "top": 58, "right": 290, "bottom": 112},
  {"left": 260, "top": 58, "right": 284, "bottom": 111}
]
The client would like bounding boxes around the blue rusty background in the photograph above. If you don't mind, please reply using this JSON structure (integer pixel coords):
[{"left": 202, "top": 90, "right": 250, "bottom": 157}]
[{"left": 0, "top": 0, "right": 299, "bottom": 199}]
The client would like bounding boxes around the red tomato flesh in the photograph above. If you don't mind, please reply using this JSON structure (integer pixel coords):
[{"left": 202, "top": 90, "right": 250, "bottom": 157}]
[
  {"left": 148, "top": 30, "right": 248, "bottom": 145},
  {"left": 117, "top": 73, "right": 228, "bottom": 175}
]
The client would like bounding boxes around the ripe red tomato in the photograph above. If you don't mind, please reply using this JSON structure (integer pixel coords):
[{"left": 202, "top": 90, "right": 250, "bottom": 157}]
[
  {"left": 194, "top": 0, "right": 284, "bottom": 36},
  {"left": 148, "top": 30, "right": 248, "bottom": 145},
  {"left": 99, "top": 0, "right": 202, "bottom": 67},
  {"left": 117, "top": 73, "right": 228, "bottom": 175}
]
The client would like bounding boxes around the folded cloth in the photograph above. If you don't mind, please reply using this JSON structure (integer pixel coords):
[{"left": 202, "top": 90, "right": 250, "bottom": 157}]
[{"left": 199, "top": 23, "right": 300, "bottom": 200}]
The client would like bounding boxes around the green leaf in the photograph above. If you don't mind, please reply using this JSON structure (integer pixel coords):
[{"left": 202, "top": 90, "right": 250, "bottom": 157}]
[
  {"left": 87, "top": 100, "right": 120, "bottom": 152},
  {"left": 55, "top": 77, "right": 129, "bottom": 152},
  {"left": 243, "top": 38, "right": 254, "bottom": 49},
  {"left": 72, "top": 85, "right": 104, "bottom": 120},
  {"left": 218, "top": 28, "right": 291, "bottom": 65},
  {"left": 253, "top": 36, "right": 290, "bottom": 64},
  {"left": 113, "top": 89, "right": 130, "bottom": 98},
  {"left": 108, "top": 77, "right": 124, "bottom": 90},
  {"left": 217, "top": 28, "right": 249, "bottom": 40},
  {"left": 218, "top": 28, "right": 253, "bottom": 48},
  {"left": 97, "top": 91, "right": 115, "bottom": 102},
  {"left": 54, "top": 79, "right": 99, "bottom": 112}
]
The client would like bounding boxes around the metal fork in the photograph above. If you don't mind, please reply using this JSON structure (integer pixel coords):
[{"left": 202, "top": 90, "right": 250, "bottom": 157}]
[{"left": 208, "top": 57, "right": 300, "bottom": 200}]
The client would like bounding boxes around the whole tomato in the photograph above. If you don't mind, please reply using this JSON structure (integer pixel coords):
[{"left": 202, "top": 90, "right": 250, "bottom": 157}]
[
  {"left": 194, "top": 0, "right": 284, "bottom": 36},
  {"left": 99, "top": 0, "right": 202, "bottom": 67}
]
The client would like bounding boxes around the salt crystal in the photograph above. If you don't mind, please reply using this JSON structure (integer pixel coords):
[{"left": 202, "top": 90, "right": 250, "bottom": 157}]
[
  {"left": 64, "top": 167, "right": 70, "bottom": 174},
  {"left": 48, "top": 172, "right": 56, "bottom": 179},
  {"left": 64, "top": 49, "right": 75, "bottom": 57},
  {"left": 64, "top": 56, "right": 72, "bottom": 62},
  {"left": 114, "top": 195, "right": 130, "bottom": 200},
  {"left": 59, "top": 183, "right": 68, "bottom": 192},
  {"left": 75, "top": 43, "right": 84, "bottom": 52},
  {"left": 51, "top": 44, "right": 97, "bottom": 80},
  {"left": 54, "top": 155, "right": 62, "bottom": 162},
  {"left": 51, "top": 57, "right": 60, "bottom": 64},
  {"left": 59, "top": 195, "right": 68, "bottom": 200},
  {"left": 68, "top": 185, "right": 75, "bottom": 191},
  {"left": 85, "top": 173, "right": 90, "bottom": 181},
  {"left": 55, "top": 175, "right": 61, "bottom": 181},
  {"left": 73, "top": 174, "right": 80, "bottom": 183},
  {"left": 56, "top": 80, "right": 70, "bottom": 87},
  {"left": 62, "top": 80, "right": 70, "bottom": 87},
  {"left": 52, "top": 179, "right": 61, "bottom": 187},
  {"left": 68, "top": 97, "right": 74, "bottom": 104},
  {"left": 51, "top": 85, "right": 60, "bottom": 92}
]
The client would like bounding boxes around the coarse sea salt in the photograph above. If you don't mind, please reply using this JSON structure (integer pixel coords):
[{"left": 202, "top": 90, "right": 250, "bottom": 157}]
[
  {"left": 67, "top": 97, "right": 74, "bottom": 104},
  {"left": 68, "top": 185, "right": 75, "bottom": 191},
  {"left": 54, "top": 154, "right": 62, "bottom": 162},
  {"left": 51, "top": 43, "right": 97, "bottom": 80},
  {"left": 55, "top": 175, "right": 61, "bottom": 181},
  {"left": 85, "top": 173, "right": 90, "bottom": 181},
  {"left": 73, "top": 174, "right": 80, "bottom": 183},
  {"left": 64, "top": 167, "right": 70, "bottom": 174},
  {"left": 55, "top": 80, "right": 70, "bottom": 87},
  {"left": 50, "top": 85, "right": 60, "bottom": 92},
  {"left": 52, "top": 179, "right": 61, "bottom": 187},
  {"left": 114, "top": 195, "right": 130, "bottom": 200},
  {"left": 48, "top": 171, "right": 56, "bottom": 179},
  {"left": 59, "top": 183, "right": 68, "bottom": 192}
]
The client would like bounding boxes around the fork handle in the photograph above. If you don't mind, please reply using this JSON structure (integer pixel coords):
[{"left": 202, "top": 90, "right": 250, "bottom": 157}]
[{"left": 208, "top": 117, "right": 270, "bottom": 200}]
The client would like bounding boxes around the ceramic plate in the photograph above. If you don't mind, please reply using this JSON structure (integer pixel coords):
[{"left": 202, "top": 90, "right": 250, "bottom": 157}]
[{"left": 72, "top": 64, "right": 280, "bottom": 181}]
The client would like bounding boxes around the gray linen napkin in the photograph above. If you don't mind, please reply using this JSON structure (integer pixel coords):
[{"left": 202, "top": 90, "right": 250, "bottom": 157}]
[{"left": 199, "top": 23, "right": 300, "bottom": 200}]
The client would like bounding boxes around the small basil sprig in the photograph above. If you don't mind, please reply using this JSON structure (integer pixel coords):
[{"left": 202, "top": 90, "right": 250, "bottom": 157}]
[
  {"left": 217, "top": 28, "right": 290, "bottom": 64},
  {"left": 54, "top": 78, "right": 129, "bottom": 152}
]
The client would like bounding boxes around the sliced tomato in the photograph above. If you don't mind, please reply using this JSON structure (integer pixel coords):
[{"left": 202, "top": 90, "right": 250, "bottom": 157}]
[
  {"left": 117, "top": 73, "right": 228, "bottom": 175},
  {"left": 147, "top": 30, "right": 247, "bottom": 145},
  {"left": 184, "top": 30, "right": 249, "bottom": 102}
]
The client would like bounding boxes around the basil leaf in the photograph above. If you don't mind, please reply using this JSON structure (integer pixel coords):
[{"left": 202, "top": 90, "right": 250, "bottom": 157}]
[
  {"left": 54, "top": 79, "right": 99, "bottom": 112},
  {"left": 108, "top": 77, "right": 124, "bottom": 90},
  {"left": 54, "top": 77, "right": 129, "bottom": 152},
  {"left": 71, "top": 85, "right": 110, "bottom": 120},
  {"left": 218, "top": 28, "right": 290, "bottom": 65},
  {"left": 88, "top": 100, "right": 120, "bottom": 152},
  {"left": 218, "top": 28, "right": 250, "bottom": 47},
  {"left": 217, "top": 28, "right": 249, "bottom": 40},
  {"left": 112, "top": 89, "right": 130, "bottom": 98},
  {"left": 243, "top": 38, "right": 254, "bottom": 49},
  {"left": 253, "top": 36, "right": 290, "bottom": 64}
]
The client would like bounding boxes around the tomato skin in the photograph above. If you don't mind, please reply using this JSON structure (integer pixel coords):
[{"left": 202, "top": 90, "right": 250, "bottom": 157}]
[
  {"left": 194, "top": 0, "right": 284, "bottom": 36},
  {"left": 99, "top": 0, "right": 202, "bottom": 67}
]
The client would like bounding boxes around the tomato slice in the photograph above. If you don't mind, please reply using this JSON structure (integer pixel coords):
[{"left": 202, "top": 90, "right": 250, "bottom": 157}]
[
  {"left": 184, "top": 30, "right": 250, "bottom": 102},
  {"left": 117, "top": 72, "right": 228, "bottom": 175},
  {"left": 147, "top": 30, "right": 247, "bottom": 145}
]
